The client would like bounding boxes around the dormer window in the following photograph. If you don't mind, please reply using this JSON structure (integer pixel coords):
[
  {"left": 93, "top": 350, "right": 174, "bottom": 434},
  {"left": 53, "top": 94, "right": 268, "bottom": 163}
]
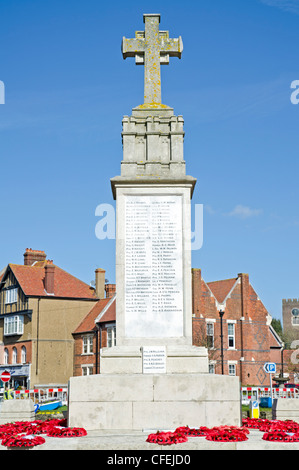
[{"left": 5, "top": 287, "right": 18, "bottom": 305}]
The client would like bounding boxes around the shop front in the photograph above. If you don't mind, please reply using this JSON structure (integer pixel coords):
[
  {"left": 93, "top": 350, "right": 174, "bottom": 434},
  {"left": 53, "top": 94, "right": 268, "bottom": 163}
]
[{"left": 0, "top": 364, "right": 31, "bottom": 390}]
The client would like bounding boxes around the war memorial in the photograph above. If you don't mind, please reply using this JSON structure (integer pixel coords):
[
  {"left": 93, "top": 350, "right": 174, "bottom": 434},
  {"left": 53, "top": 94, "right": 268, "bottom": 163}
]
[{"left": 68, "top": 13, "right": 241, "bottom": 432}]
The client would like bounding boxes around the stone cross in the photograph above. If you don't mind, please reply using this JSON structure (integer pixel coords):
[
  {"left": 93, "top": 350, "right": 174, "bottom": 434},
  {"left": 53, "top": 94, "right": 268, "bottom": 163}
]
[{"left": 122, "top": 14, "right": 183, "bottom": 106}]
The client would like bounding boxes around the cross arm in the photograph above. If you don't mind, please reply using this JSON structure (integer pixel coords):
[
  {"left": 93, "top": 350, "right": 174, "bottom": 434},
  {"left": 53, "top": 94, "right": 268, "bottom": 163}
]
[
  {"left": 160, "top": 36, "right": 183, "bottom": 59},
  {"left": 122, "top": 37, "right": 145, "bottom": 59}
]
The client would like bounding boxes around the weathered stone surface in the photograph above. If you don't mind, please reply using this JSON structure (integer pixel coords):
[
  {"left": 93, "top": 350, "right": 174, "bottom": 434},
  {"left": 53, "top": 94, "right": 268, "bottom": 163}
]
[
  {"left": 0, "top": 399, "right": 35, "bottom": 424},
  {"left": 68, "top": 373, "right": 241, "bottom": 430},
  {"left": 122, "top": 14, "right": 182, "bottom": 106},
  {"left": 272, "top": 398, "right": 299, "bottom": 422}
]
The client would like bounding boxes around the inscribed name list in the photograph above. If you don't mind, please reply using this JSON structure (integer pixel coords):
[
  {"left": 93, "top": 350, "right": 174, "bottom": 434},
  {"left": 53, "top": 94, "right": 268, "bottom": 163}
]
[
  {"left": 142, "top": 346, "right": 166, "bottom": 374},
  {"left": 124, "top": 195, "right": 184, "bottom": 337}
]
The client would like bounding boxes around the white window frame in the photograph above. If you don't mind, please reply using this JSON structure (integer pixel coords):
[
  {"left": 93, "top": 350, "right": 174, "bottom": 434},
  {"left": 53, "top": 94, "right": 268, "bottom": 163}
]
[
  {"left": 292, "top": 316, "right": 299, "bottom": 326},
  {"left": 4, "top": 348, "right": 8, "bottom": 365},
  {"left": 5, "top": 288, "right": 18, "bottom": 305},
  {"left": 82, "top": 365, "right": 93, "bottom": 376},
  {"left": 228, "top": 362, "right": 237, "bottom": 376},
  {"left": 208, "top": 361, "right": 216, "bottom": 374},
  {"left": 12, "top": 347, "right": 17, "bottom": 364},
  {"left": 4, "top": 315, "right": 24, "bottom": 336},
  {"left": 21, "top": 346, "right": 27, "bottom": 364},
  {"left": 227, "top": 321, "right": 236, "bottom": 349},
  {"left": 82, "top": 335, "right": 93, "bottom": 355},
  {"left": 107, "top": 325, "right": 116, "bottom": 348},
  {"left": 206, "top": 322, "right": 214, "bottom": 348}
]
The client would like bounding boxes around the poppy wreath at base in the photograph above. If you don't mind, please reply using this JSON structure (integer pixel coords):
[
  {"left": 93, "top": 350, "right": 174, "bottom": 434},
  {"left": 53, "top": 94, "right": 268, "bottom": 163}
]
[
  {"left": 242, "top": 418, "right": 273, "bottom": 429},
  {"left": 205, "top": 429, "right": 248, "bottom": 442},
  {"left": 1, "top": 434, "right": 46, "bottom": 448},
  {"left": 259, "top": 421, "right": 299, "bottom": 434},
  {"left": 146, "top": 431, "right": 188, "bottom": 445},
  {"left": 262, "top": 431, "right": 299, "bottom": 442},
  {"left": 174, "top": 426, "right": 209, "bottom": 437},
  {"left": 210, "top": 425, "right": 250, "bottom": 435},
  {"left": 47, "top": 426, "right": 87, "bottom": 438},
  {"left": 0, "top": 418, "right": 68, "bottom": 438}
]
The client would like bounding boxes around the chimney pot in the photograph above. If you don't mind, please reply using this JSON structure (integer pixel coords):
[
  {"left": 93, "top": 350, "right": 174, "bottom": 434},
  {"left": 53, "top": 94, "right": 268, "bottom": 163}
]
[
  {"left": 24, "top": 248, "right": 47, "bottom": 266},
  {"left": 105, "top": 283, "right": 116, "bottom": 298}
]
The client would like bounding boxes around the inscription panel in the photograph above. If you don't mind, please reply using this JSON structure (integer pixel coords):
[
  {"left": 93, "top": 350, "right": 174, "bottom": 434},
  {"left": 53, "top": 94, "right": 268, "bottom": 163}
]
[
  {"left": 142, "top": 346, "right": 166, "bottom": 374},
  {"left": 124, "top": 195, "right": 183, "bottom": 338}
]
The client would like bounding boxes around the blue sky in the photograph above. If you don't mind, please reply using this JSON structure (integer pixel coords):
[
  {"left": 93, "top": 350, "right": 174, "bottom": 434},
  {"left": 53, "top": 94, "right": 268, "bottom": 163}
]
[{"left": 0, "top": 0, "right": 298, "bottom": 322}]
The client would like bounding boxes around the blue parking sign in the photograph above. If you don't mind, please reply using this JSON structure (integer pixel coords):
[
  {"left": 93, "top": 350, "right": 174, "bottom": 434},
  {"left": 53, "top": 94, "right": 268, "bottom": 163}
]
[{"left": 263, "top": 362, "right": 276, "bottom": 374}]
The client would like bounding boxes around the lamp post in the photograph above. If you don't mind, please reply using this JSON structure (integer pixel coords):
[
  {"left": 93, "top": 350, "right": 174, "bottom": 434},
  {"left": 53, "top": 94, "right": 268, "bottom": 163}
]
[{"left": 219, "top": 309, "right": 225, "bottom": 375}]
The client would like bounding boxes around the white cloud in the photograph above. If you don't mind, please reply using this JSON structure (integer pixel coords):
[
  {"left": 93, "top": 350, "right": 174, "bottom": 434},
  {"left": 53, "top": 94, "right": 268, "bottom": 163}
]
[
  {"left": 226, "top": 205, "right": 263, "bottom": 219},
  {"left": 204, "top": 204, "right": 216, "bottom": 215},
  {"left": 260, "top": 0, "right": 299, "bottom": 14}
]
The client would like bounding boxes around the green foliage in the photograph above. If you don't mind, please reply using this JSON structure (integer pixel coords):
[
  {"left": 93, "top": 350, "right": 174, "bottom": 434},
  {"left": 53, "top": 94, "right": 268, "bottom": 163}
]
[{"left": 271, "top": 318, "right": 283, "bottom": 337}]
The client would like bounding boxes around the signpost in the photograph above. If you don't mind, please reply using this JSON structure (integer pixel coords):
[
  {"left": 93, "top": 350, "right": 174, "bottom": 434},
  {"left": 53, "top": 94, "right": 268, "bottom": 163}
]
[
  {"left": 1, "top": 370, "right": 11, "bottom": 383},
  {"left": 263, "top": 362, "right": 276, "bottom": 404}
]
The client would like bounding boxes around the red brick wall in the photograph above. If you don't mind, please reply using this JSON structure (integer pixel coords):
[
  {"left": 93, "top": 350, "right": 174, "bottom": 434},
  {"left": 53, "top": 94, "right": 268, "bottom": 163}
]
[
  {"left": 192, "top": 269, "right": 274, "bottom": 386},
  {"left": 73, "top": 326, "right": 111, "bottom": 376},
  {"left": 2, "top": 341, "right": 32, "bottom": 365}
]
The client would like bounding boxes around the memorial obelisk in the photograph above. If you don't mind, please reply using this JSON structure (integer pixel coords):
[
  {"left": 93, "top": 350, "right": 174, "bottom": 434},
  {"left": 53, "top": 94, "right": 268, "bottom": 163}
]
[
  {"left": 105, "top": 13, "right": 207, "bottom": 373},
  {"left": 68, "top": 14, "right": 241, "bottom": 431}
]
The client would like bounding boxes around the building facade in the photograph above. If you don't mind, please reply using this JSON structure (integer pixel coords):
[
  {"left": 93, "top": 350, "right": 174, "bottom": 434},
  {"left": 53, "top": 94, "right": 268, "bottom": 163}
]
[
  {"left": 281, "top": 298, "right": 299, "bottom": 383},
  {"left": 192, "top": 269, "right": 282, "bottom": 386},
  {"left": 0, "top": 249, "right": 99, "bottom": 388},
  {"left": 72, "top": 288, "right": 116, "bottom": 376},
  {"left": 0, "top": 248, "right": 284, "bottom": 387},
  {"left": 282, "top": 298, "right": 299, "bottom": 338}
]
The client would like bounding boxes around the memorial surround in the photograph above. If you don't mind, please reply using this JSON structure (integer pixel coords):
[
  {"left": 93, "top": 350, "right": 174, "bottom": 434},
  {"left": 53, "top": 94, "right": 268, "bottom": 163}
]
[{"left": 68, "top": 14, "right": 241, "bottom": 431}]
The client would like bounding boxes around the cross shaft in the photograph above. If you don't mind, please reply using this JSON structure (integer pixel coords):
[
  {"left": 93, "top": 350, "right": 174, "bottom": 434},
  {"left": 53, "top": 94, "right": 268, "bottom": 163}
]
[{"left": 122, "top": 14, "right": 183, "bottom": 106}]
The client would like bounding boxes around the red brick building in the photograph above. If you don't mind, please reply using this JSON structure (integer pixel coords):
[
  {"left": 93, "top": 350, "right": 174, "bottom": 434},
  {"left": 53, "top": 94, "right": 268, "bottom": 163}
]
[
  {"left": 72, "top": 288, "right": 116, "bottom": 376},
  {"left": 192, "top": 269, "right": 282, "bottom": 386},
  {"left": 72, "top": 268, "right": 281, "bottom": 387},
  {"left": 0, "top": 249, "right": 99, "bottom": 388}
]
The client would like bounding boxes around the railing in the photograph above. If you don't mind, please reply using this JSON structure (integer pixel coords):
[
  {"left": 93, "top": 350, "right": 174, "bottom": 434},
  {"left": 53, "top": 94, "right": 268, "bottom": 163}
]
[
  {"left": 0, "top": 387, "right": 68, "bottom": 405},
  {"left": 242, "top": 386, "right": 299, "bottom": 404}
]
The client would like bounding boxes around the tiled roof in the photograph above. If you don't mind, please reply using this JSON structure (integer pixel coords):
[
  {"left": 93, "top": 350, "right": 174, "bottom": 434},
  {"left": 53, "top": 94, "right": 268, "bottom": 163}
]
[
  {"left": 6, "top": 263, "right": 97, "bottom": 299},
  {"left": 99, "top": 298, "right": 116, "bottom": 323},
  {"left": 73, "top": 296, "right": 115, "bottom": 334},
  {"left": 207, "top": 278, "right": 238, "bottom": 304}
]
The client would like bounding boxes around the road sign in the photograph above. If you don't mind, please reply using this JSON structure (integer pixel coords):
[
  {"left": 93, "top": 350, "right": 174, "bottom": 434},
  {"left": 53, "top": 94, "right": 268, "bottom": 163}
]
[
  {"left": 263, "top": 362, "right": 276, "bottom": 374},
  {"left": 1, "top": 370, "right": 11, "bottom": 383}
]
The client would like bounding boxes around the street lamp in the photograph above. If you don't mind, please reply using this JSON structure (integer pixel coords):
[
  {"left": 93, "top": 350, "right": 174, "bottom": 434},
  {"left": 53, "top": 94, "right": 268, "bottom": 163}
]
[{"left": 219, "top": 309, "right": 225, "bottom": 375}]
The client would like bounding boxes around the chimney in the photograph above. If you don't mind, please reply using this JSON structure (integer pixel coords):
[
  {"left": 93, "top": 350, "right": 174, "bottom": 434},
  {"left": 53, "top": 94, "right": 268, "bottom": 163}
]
[
  {"left": 44, "top": 262, "right": 55, "bottom": 294},
  {"left": 192, "top": 268, "right": 202, "bottom": 316},
  {"left": 105, "top": 283, "right": 116, "bottom": 299},
  {"left": 24, "top": 248, "right": 47, "bottom": 266},
  {"left": 95, "top": 268, "right": 105, "bottom": 299},
  {"left": 238, "top": 273, "right": 249, "bottom": 317}
]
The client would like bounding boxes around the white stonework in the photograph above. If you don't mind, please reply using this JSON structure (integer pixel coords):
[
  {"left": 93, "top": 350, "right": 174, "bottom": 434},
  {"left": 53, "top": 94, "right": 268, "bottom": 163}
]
[
  {"left": 68, "top": 13, "right": 241, "bottom": 432},
  {"left": 68, "top": 373, "right": 241, "bottom": 430}
]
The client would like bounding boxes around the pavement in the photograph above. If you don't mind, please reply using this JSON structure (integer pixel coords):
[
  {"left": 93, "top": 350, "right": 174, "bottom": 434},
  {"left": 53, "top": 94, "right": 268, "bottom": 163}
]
[{"left": 1, "top": 428, "right": 299, "bottom": 451}]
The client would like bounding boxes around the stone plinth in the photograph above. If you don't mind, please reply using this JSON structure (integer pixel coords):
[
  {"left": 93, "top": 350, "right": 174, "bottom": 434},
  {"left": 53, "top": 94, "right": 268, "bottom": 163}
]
[
  {"left": 272, "top": 398, "right": 299, "bottom": 423},
  {"left": 100, "top": 345, "right": 208, "bottom": 374},
  {"left": 0, "top": 399, "right": 35, "bottom": 425},
  {"left": 68, "top": 373, "right": 241, "bottom": 431}
]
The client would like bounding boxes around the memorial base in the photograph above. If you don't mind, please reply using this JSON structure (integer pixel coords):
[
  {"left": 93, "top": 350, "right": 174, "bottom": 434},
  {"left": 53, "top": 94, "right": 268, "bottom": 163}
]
[
  {"left": 68, "top": 372, "right": 241, "bottom": 431},
  {"left": 99, "top": 345, "right": 209, "bottom": 374}
]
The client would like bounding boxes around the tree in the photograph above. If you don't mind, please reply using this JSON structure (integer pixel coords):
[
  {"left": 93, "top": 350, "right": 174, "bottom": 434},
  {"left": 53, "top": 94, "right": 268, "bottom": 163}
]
[{"left": 271, "top": 318, "right": 283, "bottom": 337}]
